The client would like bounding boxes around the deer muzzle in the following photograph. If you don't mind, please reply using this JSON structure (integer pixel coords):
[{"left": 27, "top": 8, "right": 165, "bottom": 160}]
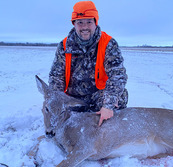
[{"left": 46, "top": 130, "right": 55, "bottom": 138}]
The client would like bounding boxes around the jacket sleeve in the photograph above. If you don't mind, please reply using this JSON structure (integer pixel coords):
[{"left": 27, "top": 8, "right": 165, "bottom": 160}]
[
  {"left": 48, "top": 41, "right": 66, "bottom": 91},
  {"left": 102, "top": 38, "right": 128, "bottom": 110}
]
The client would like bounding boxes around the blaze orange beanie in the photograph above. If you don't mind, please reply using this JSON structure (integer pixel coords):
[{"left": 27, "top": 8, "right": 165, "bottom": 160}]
[{"left": 71, "top": 1, "right": 99, "bottom": 25}]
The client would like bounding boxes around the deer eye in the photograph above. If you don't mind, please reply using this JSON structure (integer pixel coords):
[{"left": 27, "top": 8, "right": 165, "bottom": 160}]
[{"left": 45, "top": 107, "right": 49, "bottom": 112}]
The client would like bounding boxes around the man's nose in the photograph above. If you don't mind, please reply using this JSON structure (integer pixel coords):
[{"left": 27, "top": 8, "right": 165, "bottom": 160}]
[{"left": 81, "top": 22, "right": 89, "bottom": 28}]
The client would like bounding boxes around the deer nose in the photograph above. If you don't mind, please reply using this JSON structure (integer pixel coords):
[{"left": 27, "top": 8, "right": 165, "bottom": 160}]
[{"left": 46, "top": 130, "right": 55, "bottom": 138}]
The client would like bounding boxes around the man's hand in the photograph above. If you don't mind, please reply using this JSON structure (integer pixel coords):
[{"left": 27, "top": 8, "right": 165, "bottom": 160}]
[{"left": 96, "top": 107, "right": 114, "bottom": 126}]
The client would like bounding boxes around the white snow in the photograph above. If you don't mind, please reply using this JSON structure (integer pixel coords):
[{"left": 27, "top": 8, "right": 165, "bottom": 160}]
[{"left": 0, "top": 46, "right": 173, "bottom": 167}]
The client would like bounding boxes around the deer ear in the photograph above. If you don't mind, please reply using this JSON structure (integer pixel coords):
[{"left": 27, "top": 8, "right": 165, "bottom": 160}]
[{"left": 35, "top": 75, "right": 49, "bottom": 95}]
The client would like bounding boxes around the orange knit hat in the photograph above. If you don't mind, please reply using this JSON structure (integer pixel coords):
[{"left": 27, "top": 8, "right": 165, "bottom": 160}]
[{"left": 71, "top": 1, "right": 99, "bottom": 25}]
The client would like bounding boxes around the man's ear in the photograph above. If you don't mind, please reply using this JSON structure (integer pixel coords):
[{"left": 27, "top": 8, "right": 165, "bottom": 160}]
[{"left": 72, "top": 20, "right": 75, "bottom": 25}]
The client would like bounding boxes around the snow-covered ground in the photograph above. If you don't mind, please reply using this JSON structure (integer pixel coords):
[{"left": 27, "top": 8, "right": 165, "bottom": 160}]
[{"left": 0, "top": 46, "right": 173, "bottom": 167}]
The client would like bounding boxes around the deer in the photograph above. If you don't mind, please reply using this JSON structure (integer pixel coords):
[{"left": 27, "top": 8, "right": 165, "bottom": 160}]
[{"left": 35, "top": 75, "right": 173, "bottom": 167}]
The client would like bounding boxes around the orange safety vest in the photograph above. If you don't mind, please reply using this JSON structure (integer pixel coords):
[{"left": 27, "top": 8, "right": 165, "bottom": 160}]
[{"left": 63, "top": 31, "right": 112, "bottom": 92}]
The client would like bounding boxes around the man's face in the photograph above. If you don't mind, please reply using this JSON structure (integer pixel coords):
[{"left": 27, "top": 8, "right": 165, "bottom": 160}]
[{"left": 74, "top": 18, "right": 97, "bottom": 41}]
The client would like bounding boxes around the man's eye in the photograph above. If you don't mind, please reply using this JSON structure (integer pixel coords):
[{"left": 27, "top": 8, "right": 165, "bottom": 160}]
[{"left": 78, "top": 22, "right": 83, "bottom": 25}]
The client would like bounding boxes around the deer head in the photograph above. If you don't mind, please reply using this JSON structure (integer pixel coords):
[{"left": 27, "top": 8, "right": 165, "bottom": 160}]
[{"left": 35, "top": 75, "right": 86, "bottom": 138}]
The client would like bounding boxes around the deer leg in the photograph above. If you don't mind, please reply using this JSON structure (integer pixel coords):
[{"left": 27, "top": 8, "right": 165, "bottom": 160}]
[{"left": 56, "top": 145, "right": 96, "bottom": 167}]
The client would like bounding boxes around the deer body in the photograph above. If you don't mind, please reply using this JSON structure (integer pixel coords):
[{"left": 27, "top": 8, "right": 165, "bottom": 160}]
[{"left": 36, "top": 75, "right": 173, "bottom": 167}]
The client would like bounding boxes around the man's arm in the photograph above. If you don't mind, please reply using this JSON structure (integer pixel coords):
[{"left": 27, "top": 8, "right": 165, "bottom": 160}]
[
  {"left": 49, "top": 41, "right": 66, "bottom": 91},
  {"left": 103, "top": 38, "right": 127, "bottom": 110},
  {"left": 97, "top": 38, "right": 128, "bottom": 126}
]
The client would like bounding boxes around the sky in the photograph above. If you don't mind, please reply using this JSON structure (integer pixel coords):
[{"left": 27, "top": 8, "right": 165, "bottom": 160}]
[{"left": 0, "top": 0, "right": 173, "bottom": 46}]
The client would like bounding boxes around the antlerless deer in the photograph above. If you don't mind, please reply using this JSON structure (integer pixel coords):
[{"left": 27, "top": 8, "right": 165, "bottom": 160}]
[{"left": 36, "top": 75, "right": 173, "bottom": 167}]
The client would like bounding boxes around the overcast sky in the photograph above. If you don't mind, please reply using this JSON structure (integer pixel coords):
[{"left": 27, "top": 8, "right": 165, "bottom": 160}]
[{"left": 0, "top": 0, "right": 173, "bottom": 46}]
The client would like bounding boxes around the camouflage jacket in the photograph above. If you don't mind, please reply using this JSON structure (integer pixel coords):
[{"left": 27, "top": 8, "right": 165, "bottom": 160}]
[{"left": 49, "top": 26, "right": 128, "bottom": 110}]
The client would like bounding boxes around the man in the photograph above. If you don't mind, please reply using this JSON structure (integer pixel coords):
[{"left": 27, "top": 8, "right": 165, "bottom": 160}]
[{"left": 49, "top": 1, "right": 128, "bottom": 126}]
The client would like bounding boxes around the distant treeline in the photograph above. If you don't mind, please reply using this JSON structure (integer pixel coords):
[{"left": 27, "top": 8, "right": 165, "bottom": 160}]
[
  {"left": 121, "top": 44, "right": 173, "bottom": 48},
  {"left": 0, "top": 41, "right": 58, "bottom": 47},
  {"left": 0, "top": 41, "right": 172, "bottom": 48},
  {"left": 136, "top": 44, "right": 173, "bottom": 48}
]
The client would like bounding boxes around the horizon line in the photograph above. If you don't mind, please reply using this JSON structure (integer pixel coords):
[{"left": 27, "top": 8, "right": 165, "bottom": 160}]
[{"left": 0, "top": 41, "right": 173, "bottom": 48}]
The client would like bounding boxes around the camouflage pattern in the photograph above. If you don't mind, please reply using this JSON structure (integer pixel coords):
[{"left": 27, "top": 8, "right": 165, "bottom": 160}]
[{"left": 49, "top": 26, "right": 128, "bottom": 112}]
